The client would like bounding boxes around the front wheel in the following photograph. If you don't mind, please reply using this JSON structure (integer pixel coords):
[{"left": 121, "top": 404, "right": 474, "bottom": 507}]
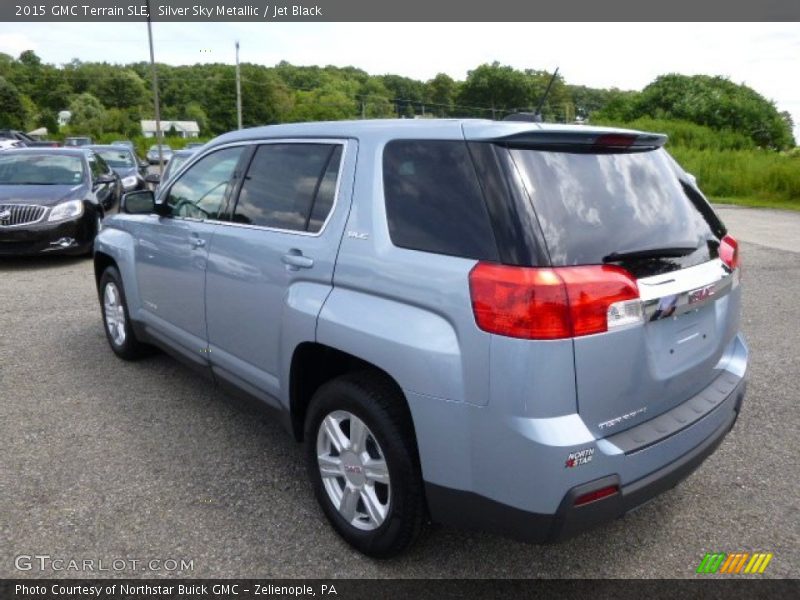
[
  {"left": 99, "top": 266, "right": 150, "bottom": 360},
  {"left": 304, "top": 372, "right": 426, "bottom": 558}
]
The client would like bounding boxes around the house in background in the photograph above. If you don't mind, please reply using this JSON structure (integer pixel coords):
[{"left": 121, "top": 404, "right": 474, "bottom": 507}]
[
  {"left": 58, "top": 111, "right": 71, "bottom": 127},
  {"left": 140, "top": 120, "right": 200, "bottom": 139}
]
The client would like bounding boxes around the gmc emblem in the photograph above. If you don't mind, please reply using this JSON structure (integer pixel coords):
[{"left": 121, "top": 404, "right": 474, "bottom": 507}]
[{"left": 688, "top": 284, "right": 716, "bottom": 305}]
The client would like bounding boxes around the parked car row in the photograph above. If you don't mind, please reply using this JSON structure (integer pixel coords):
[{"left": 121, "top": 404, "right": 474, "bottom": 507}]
[
  {"left": 0, "top": 137, "right": 205, "bottom": 256},
  {"left": 0, "top": 129, "right": 61, "bottom": 148},
  {"left": 0, "top": 147, "right": 121, "bottom": 256}
]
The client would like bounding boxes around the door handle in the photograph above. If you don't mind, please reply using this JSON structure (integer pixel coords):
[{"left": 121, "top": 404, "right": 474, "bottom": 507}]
[
  {"left": 190, "top": 237, "right": 206, "bottom": 248},
  {"left": 282, "top": 249, "right": 314, "bottom": 270}
]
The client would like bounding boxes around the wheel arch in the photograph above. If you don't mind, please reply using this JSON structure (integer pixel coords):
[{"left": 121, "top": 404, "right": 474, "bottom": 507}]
[
  {"left": 93, "top": 250, "right": 118, "bottom": 288},
  {"left": 289, "top": 342, "right": 415, "bottom": 445}
]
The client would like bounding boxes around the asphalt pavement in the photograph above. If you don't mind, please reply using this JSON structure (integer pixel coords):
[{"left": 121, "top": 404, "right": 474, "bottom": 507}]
[{"left": 0, "top": 205, "right": 797, "bottom": 578}]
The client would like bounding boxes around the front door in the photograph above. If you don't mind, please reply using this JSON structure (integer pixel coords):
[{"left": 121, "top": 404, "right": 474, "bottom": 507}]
[{"left": 135, "top": 145, "right": 246, "bottom": 364}]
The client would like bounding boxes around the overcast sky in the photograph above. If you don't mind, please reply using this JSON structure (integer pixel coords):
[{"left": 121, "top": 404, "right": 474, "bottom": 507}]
[{"left": 1, "top": 22, "right": 798, "bottom": 140}]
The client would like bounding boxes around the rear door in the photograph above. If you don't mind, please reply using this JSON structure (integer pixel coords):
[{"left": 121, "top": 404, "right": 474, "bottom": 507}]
[
  {"left": 501, "top": 144, "right": 741, "bottom": 437},
  {"left": 204, "top": 139, "right": 353, "bottom": 406}
]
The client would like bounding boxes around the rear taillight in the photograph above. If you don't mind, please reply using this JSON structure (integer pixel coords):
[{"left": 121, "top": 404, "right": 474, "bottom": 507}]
[
  {"left": 469, "top": 263, "right": 641, "bottom": 340},
  {"left": 719, "top": 235, "right": 739, "bottom": 270}
]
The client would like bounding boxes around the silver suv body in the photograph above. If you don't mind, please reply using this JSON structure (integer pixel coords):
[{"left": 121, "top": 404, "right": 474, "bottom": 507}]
[{"left": 94, "top": 119, "right": 747, "bottom": 557}]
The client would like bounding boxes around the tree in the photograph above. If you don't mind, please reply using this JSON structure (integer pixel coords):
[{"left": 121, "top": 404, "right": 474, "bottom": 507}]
[
  {"left": 67, "top": 92, "right": 106, "bottom": 137},
  {"left": 358, "top": 78, "right": 394, "bottom": 118},
  {"left": 628, "top": 74, "right": 794, "bottom": 149},
  {"left": 458, "top": 62, "right": 532, "bottom": 118},
  {"left": 426, "top": 73, "right": 457, "bottom": 116},
  {"left": 285, "top": 87, "right": 357, "bottom": 123},
  {"left": 381, "top": 74, "right": 426, "bottom": 117},
  {"left": 239, "top": 65, "right": 294, "bottom": 127},
  {"left": 96, "top": 69, "right": 147, "bottom": 109},
  {"left": 0, "top": 76, "right": 26, "bottom": 128},
  {"left": 102, "top": 107, "right": 141, "bottom": 138},
  {"left": 184, "top": 102, "right": 208, "bottom": 133},
  {"left": 592, "top": 89, "right": 640, "bottom": 122},
  {"left": 18, "top": 50, "right": 41, "bottom": 68},
  {"left": 523, "top": 69, "right": 569, "bottom": 122}
]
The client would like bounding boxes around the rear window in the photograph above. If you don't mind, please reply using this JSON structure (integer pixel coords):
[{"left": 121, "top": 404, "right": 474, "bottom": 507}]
[
  {"left": 383, "top": 140, "right": 498, "bottom": 260},
  {"left": 507, "top": 147, "right": 717, "bottom": 269}
]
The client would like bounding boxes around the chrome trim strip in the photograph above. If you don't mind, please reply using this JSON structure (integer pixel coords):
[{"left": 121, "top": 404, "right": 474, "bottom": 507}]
[
  {"left": 637, "top": 258, "right": 735, "bottom": 322},
  {"left": 160, "top": 138, "right": 349, "bottom": 239}
]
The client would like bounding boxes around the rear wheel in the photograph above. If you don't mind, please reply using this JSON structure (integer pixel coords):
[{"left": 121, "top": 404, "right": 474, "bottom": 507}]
[
  {"left": 99, "top": 266, "right": 150, "bottom": 360},
  {"left": 304, "top": 372, "right": 426, "bottom": 558}
]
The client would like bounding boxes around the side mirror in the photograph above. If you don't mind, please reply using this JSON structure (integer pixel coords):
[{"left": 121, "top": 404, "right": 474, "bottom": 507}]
[
  {"left": 122, "top": 190, "right": 155, "bottom": 215},
  {"left": 95, "top": 174, "right": 116, "bottom": 185},
  {"left": 139, "top": 160, "right": 149, "bottom": 169}
]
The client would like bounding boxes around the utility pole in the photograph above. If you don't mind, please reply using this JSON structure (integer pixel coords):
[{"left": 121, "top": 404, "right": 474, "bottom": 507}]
[
  {"left": 235, "top": 41, "right": 242, "bottom": 130},
  {"left": 145, "top": 0, "right": 163, "bottom": 166}
]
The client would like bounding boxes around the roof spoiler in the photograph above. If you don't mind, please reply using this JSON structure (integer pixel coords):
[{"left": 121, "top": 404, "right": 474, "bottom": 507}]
[{"left": 491, "top": 130, "right": 668, "bottom": 152}]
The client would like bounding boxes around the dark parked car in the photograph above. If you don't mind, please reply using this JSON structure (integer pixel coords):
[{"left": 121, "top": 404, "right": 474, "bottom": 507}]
[
  {"left": 64, "top": 136, "right": 93, "bottom": 147},
  {"left": 146, "top": 144, "right": 173, "bottom": 164},
  {"left": 0, "top": 148, "right": 121, "bottom": 256},
  {"left": 144, "top": 148, "right": 196, "bottom": 190},
  {"left": 184, "top": 142, "right": 205, "bottom": 150},
  {"left": 89, "top": 145, "right": 147, "bottom": 192}
]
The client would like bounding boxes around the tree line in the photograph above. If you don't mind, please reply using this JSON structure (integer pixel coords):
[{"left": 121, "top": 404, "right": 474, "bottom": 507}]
[{"left": 0, "top": 51, "right": 794, "bottom": 150}]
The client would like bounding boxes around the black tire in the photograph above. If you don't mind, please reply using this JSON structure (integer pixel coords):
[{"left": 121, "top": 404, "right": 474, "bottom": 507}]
[
  {"left": 99, "top": 266, "right": 151, "bottom": 360},
  {"left": 304, "top": 371, "right": 426, "bottom": 558}
]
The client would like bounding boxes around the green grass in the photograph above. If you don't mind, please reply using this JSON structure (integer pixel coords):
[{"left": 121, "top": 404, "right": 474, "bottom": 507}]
[
  {"left": 671, "top": 147, "right": 800, "bottom": 206},
  {"left": 711, "top": 196, "right": 800, "bottom": 211},
  {"left": 593, "top": 117, "right": 800, "bottom": 209}
]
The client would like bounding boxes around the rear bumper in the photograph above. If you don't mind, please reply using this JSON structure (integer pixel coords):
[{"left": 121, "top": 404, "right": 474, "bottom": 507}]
[{"left": 423, "top": 372, "right": 746, "bottom": 543}]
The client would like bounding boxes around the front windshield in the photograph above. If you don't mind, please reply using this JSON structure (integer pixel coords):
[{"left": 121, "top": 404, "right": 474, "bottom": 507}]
[
  {"left": 0, "top": 154, "right": 84, "bottom": 185},
  {"left": 95, "top": 148, "right": 135, "bottom": 168}
]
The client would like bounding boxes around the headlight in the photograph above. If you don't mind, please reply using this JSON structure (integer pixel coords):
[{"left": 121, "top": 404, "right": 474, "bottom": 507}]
[
  {"left": 48, "top": 199, "right": 84, "bottom": 222},
  {"left": 121, "top": 175, "right": 138, "bottom": 189}
]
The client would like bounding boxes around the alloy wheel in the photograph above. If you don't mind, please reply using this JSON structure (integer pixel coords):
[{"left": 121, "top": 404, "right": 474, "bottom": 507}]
[
  {"left": 103, "top": 282, "right": 126, "bottom": 347},
  {"left": 316, "top": 410, "right": 391, "bottom": 531}
]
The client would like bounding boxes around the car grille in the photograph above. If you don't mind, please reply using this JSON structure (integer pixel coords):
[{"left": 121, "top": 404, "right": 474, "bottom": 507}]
[{"left": 0, "top": 204, "right": 47, "bottom": 227}]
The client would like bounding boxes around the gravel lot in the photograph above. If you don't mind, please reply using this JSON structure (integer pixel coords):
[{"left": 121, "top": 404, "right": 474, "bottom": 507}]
[{"left": 0, "top": 206, "right": 797, "bottom": 579}]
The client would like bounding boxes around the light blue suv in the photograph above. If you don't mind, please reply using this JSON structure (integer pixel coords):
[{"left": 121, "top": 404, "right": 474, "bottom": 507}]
[{"left": 94, "top": 119, "right": 747, "bottom": 557}]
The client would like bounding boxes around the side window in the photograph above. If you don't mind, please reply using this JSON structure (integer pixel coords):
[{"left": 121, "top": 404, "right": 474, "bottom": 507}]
[
  {"left": 165, "top": 147, "right": 244, "bottom": 220},
  {"left": 383, "top": 140, "right": 499, "bottom": 260},
  {"left": 233, "top": 143, "right": 342, "bottom": 233}
]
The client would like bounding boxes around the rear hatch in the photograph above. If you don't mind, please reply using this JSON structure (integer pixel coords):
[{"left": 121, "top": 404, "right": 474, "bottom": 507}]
[{"left": 484, "top": 129, "right": 741, "bottom": 437}]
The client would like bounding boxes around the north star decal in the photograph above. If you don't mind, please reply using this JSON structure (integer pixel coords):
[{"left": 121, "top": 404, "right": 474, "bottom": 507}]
[{"left": 565, "top": 447, "right": 595, "bottom": 468}]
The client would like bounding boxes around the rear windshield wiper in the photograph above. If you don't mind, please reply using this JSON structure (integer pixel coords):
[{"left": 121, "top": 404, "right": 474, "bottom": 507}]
[{"left": 602, "top": 245, "right": 699, "bottom": 263}]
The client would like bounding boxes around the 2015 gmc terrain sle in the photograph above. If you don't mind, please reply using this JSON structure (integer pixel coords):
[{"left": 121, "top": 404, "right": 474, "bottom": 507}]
[{"left": 94, "top": 119, "right": 747, "bottom": 557}]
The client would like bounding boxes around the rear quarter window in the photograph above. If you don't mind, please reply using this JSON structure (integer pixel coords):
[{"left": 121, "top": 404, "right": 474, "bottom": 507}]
[{"left": 382, "top": 140, "right": 498, "bottom": 261}]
